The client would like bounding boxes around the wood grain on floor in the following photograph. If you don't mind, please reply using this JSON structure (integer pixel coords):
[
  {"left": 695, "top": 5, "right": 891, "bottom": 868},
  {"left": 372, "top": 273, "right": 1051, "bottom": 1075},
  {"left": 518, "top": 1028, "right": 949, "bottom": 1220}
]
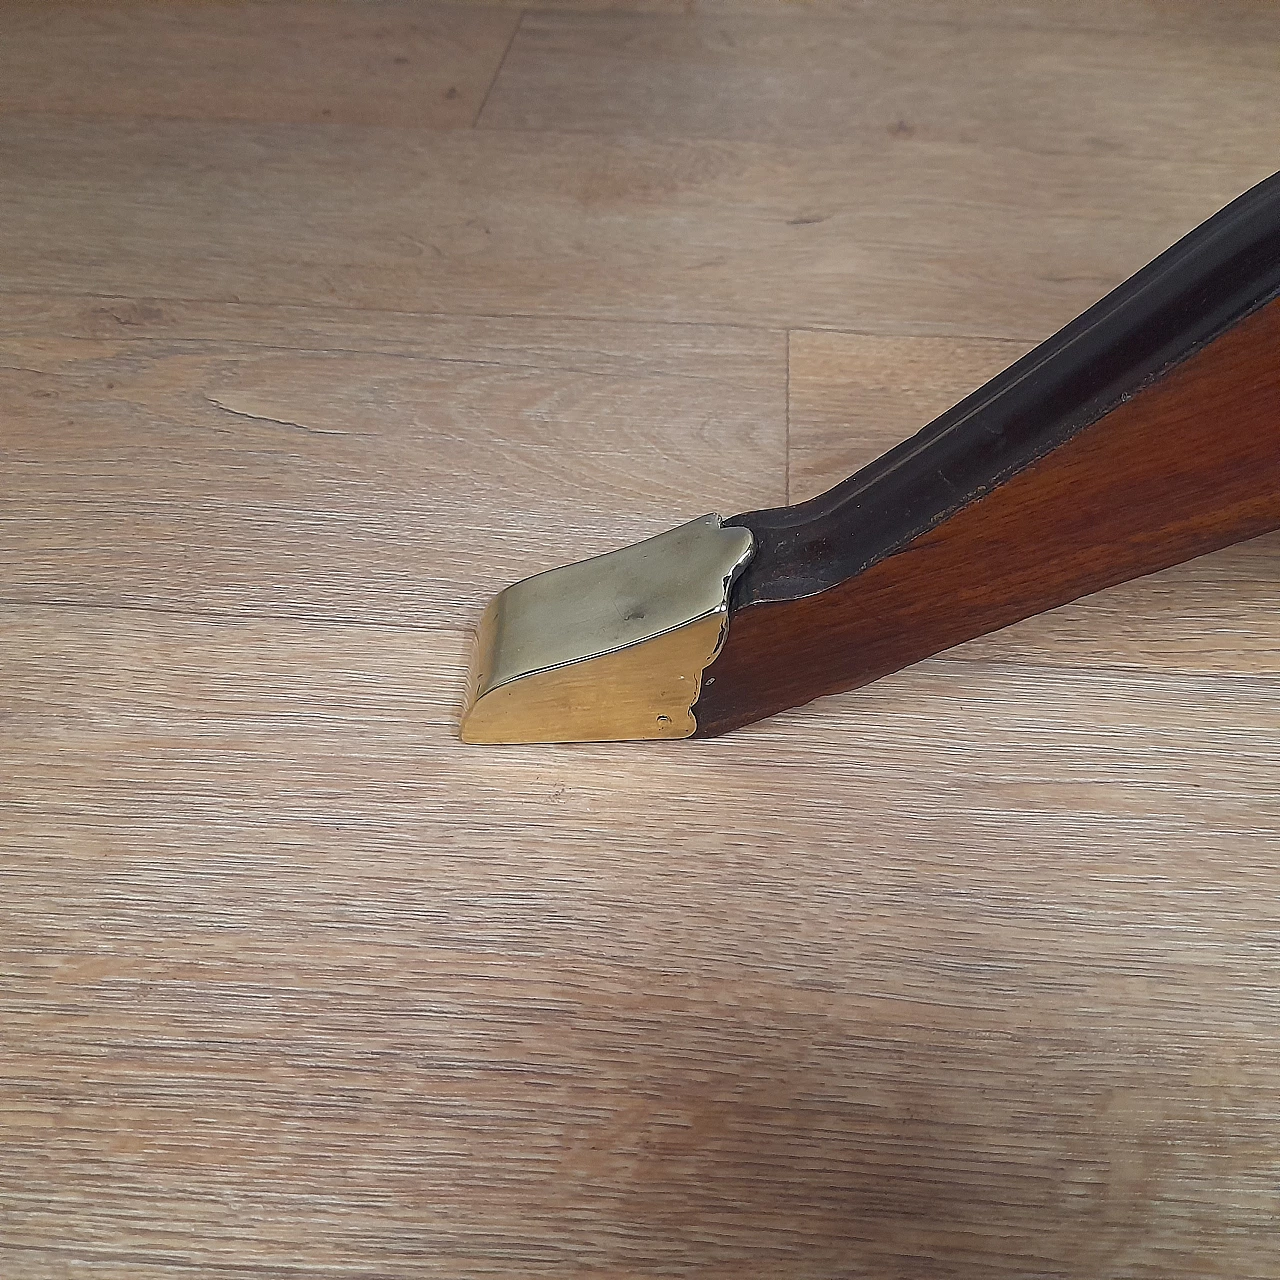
[
  {"left": 0, "top": 294, "right": 784, "bottom": 625},
  {"left": 2, "top": 2, "right": 1279, "bottom": 1278},
  {"left": 478, "top": 7, "right": 1280, "bottom": 162},
  {"left": 0, "top": 2, "right": 521, "bottom": 128},
  {"left": 1, "top": 114, "right": 1272, "bottom": 336}
]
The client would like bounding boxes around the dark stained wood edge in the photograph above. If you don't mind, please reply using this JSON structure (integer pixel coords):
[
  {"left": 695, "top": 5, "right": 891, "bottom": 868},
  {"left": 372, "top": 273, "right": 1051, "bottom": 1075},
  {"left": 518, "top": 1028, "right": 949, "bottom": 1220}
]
[
  {"left": 727, "top": 171, "right": 1280, "bottom": 605},
  {"left": 694, "top": 171, "right": 1280, "bottom": 737}
]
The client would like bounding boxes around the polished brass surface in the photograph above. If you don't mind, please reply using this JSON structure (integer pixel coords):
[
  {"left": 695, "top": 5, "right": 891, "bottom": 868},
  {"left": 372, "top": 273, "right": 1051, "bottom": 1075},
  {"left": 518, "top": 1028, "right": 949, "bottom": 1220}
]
[{"left": 460, "top": 515, "right": 754, "bottom": 743}]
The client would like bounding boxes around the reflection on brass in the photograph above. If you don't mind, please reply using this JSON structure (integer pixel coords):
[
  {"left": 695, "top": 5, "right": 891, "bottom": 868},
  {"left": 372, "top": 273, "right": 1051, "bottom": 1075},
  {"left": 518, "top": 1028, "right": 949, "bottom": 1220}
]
[{"left": 460, "top": 515, "right": 755, "bottom": 744}]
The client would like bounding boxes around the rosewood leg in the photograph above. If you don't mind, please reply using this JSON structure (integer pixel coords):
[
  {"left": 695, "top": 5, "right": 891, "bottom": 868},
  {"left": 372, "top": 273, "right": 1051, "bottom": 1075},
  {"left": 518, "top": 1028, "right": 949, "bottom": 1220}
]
[{"left": 462, "top": 171, "right": 1280, "bottom": 744}]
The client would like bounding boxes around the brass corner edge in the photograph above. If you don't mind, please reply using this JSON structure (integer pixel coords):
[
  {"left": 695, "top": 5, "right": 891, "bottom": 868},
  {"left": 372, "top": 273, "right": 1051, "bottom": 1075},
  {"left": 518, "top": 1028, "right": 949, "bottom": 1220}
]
[{"left": 459, "top": 514, "right": 755, "bottom": 744}]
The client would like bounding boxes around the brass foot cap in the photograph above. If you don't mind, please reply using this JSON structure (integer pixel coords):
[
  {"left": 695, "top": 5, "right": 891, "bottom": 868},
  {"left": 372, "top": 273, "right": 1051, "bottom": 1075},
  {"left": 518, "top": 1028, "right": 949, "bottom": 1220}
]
[{"left": 460, "top": 515, "right": 755, "bottom": 744}]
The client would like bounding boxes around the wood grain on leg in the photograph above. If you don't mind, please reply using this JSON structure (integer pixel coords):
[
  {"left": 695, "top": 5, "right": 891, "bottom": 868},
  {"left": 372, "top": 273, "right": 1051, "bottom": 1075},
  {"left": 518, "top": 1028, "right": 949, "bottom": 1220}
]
[
  {"left": 696, "top": 172, "right": 1280, "bottom": 735},
  {"left": 699, "top": 296, "right": 1280, "bottom": 735},
  {"left": 787, "top": 330, "right": 1280, "bottom": 677}
]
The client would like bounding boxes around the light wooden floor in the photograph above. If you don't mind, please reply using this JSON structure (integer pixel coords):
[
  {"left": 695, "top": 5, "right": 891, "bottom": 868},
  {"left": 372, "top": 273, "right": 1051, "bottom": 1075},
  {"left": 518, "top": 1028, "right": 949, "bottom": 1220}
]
[{"left": 3, "top": 3, "right": 1279, "bottom": 1277}]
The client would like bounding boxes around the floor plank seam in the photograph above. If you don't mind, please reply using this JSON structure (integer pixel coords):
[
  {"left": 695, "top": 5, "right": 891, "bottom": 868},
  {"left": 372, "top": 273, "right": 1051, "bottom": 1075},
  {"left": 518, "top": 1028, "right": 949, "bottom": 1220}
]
[
  {"left": 0, "top": 599, "right": 476, "bottom": 636},
  {"left": 4, "top": 600, "right": 1272, "bottom": 691},
  {"left": 0, "top": 288, "right": 802, "bottom": 337},
  {"left": 788, "top": 325, "right": 1043, "bottom": 346},
  {"left": 473, "top": 8, "right": 524, "bottom": 130},
  {"left": 0, "top": 287, "right": 1063, "bottom": 346}
]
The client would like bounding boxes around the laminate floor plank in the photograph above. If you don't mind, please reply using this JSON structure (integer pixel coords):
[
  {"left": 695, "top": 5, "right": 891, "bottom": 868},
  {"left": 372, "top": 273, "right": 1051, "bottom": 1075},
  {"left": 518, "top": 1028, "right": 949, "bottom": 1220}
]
[
  {"left": 1, "top": 295, "right": 785, "bottom": 624},
  {"left": 454, "top": 0, "right": 1280, "bottom": 33},
  {"left": 4, "top": 2, "right": 1280, "bottom": 1278},
  {"left": 479, "top": 8, "right": 1279, "bottom": 162},
  {"left": 0, "top": 1, "right": 520, "bottom": 130},
  {"left": 0, "top": 115, "right": 1270, "bottom": 338},
  {"left": 4, "top": 605, "right": 1280, "bottom": 1278}
]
